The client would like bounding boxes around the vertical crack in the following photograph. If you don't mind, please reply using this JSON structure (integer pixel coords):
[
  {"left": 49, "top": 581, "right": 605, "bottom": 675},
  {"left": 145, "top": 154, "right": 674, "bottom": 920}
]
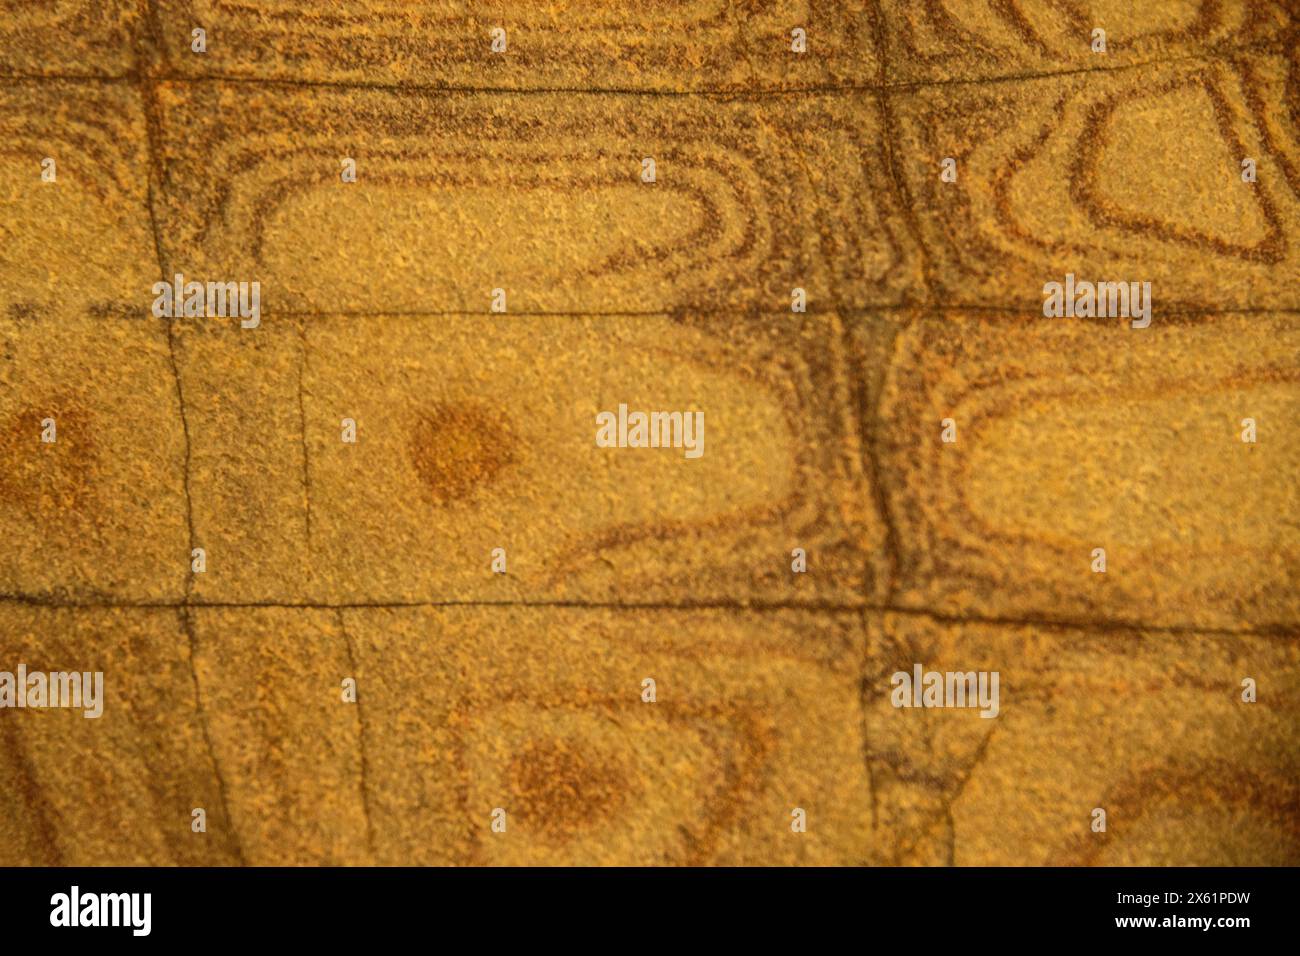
[
  {"left": 868, "top": 0, "right": 940, "bottom": 304},
  {"left": 337, "top": 609, "right": 377, "bottom": 860},
  {"left": 178, "top": 607, "right": 247, "bottom": 864},
  {"left": 134, "top": 8, "right": 245, "bottom": 865},
  {"left": 858, "top": 609, "right": 880, "bottom": 834}
]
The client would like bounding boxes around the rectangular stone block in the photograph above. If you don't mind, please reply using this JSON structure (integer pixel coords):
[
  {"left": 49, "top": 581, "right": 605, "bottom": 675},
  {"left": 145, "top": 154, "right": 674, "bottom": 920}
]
[
  {"left": 863, "top": 611, "right": 1300, "bottom": 865},
  {"left": 872, "top": 312, "right": 1300, "bottom": 631},
  {"left": 151, "top": 82, "right": 921, "bottom": 314}
]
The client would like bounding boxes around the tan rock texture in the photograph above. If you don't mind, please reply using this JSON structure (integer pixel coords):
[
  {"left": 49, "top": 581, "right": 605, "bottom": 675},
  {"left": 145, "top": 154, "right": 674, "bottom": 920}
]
[{"left": 0, "top": 1, "right": 1297, "bottom": 865}]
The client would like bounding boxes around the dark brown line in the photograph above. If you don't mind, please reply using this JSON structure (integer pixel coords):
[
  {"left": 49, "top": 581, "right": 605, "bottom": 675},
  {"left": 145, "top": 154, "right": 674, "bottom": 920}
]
[
  {"left": 154, "top": 38, "right": 1294, "bottom": 94},
  {"left": 55, "top": 305, "right": 1300, "bottom": 322},
  {"left": 176, "top": 606, "right": 247, "bottom": 865},
  {"left": 0, "top": 73, "right": 133, "bottom": 84},
  {"left": 840, "top": 317, "right": 903, "bottom": 604},
  {"left": 858, "top": 610, "right": 880, "bottom": 834},
  {"left": 882, "top": 605, "right": 1299, "bottom": 639},
  {"left": 0, "top": 596, "right": 1293, "bottom": 638},
  {"left": 0, "top": 36, "right": 1286, "bottom": 96},
  {"left": 336, "top": 610, "right": 377, "bottom": 860}
]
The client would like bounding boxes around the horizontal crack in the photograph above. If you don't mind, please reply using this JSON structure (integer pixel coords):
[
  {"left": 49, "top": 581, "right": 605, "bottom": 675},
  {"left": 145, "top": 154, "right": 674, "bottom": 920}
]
[
  {"left": 0, "top": 36, "right": 1286, "bottom": 97},
  {"left": 0, "top": 594, "right": 1292, "bottom": 637}
]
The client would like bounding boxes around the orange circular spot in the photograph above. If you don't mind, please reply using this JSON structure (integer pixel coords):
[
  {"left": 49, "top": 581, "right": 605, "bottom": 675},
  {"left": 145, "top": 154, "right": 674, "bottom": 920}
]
[
  {"left": 507, "top": 736, "right": 639, "bottom": 842},
  {"left": 408, "top": 402, "right": 517, "bottom": 506},
  {"left": 0, "top": 402, "right": 97, "bottom": 512}
]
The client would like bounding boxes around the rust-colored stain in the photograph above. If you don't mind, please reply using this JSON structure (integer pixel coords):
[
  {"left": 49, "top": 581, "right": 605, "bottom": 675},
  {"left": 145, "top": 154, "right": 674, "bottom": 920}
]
[
  {"left": 508, "top": 737, "right": 639, "bottom": 842},
  {"left": 408, "top": 403, "right": 518, "bottom": 507},
  {"left": 0, "top": 403, "right": 97, "bottom": 512}
]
